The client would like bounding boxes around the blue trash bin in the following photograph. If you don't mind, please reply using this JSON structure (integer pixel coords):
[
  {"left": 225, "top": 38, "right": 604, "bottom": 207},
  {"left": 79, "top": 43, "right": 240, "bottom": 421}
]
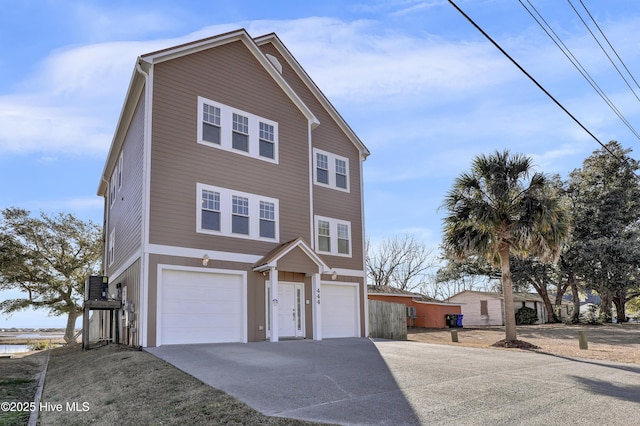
[{"left": 456, "top": 314, "right": 464, "bottom": 328}]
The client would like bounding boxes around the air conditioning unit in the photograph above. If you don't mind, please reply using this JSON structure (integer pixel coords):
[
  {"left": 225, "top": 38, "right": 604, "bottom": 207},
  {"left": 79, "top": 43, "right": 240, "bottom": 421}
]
[{"left": 86, "top": 275, "right": 109, "bottom": 300}]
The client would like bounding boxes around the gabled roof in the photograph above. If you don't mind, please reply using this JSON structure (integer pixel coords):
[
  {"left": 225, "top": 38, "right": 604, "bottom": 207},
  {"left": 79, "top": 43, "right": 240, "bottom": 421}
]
[
  {"left": 98, "top": 29, "right": 322, "bottom": 195},
  {"left": 253, "top": 32, "right": 370, "bottom": 160},
  {"left": 253, "top": 237, "right": 331, "bottom": 273}
]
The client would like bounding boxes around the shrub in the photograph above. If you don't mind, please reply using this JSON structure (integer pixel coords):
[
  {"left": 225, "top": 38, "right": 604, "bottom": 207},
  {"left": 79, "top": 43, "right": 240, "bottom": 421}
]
[
  {"left": 515, "top": 306, "right": 538, "bottom": 325},
  {"left": 27, "top": 340, "right": 53, "bottom": 351},
  {"left": 584, "top": 305, "right": 602, "bottom": 325}
]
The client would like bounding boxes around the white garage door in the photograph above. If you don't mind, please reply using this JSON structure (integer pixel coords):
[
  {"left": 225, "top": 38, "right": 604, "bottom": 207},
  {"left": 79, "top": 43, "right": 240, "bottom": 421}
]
[
  {"left": 160, "top": 269, "right": 245, "bottom": 345},
  {"left": 321, "top": 283, "right": 359, "bottom": 338}
]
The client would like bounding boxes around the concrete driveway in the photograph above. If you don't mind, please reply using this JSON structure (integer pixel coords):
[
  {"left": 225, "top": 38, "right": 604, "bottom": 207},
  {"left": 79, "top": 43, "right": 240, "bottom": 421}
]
[{"left": 148, "top": 338, "right": 640, "bottom": 425}]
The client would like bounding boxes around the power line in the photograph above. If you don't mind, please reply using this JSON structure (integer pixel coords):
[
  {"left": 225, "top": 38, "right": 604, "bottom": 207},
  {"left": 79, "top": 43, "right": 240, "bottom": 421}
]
[
  {"left": 580, "top": 0, "right": 640, "bottom": 93},
  {"left": 518, "top": 0, "right": 640, "bottom": 140},
  {"left": 446, "top": 0, "right": 623, "bottom": 162},
  {"left": 578, "top": 0, "right": 640, "bottom": 94},
  {"left": 568, "top": 0, "right": 640, "bottom": 104}
]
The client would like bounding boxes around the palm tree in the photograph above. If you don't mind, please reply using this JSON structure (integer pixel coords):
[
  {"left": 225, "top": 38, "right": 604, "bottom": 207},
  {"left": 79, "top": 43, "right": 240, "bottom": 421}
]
[{"left": 441, "top": 150, "right": 570, "bottom": 342}]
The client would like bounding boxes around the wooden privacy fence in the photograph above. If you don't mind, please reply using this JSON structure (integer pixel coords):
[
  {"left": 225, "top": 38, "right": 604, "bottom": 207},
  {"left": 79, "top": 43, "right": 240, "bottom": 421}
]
[{"left": 368, "top": 300, "right": 407, "bottom": 340}]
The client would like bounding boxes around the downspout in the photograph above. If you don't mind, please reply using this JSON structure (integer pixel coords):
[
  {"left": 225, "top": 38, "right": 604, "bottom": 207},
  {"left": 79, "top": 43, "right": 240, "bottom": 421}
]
[
  {"left": 135, "top": 57, "right": 151, "bottom": 347},
  {"left": 100, "top": 176, "right": 109, "bottom": 275},
  {"left": 308, "top": 122, "right": 315, "bottom": 249}
]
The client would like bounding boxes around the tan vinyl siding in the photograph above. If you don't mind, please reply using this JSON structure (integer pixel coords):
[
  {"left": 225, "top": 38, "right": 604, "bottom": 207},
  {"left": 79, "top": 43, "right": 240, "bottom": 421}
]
[
  {"left": 276, "top": 247, "right": 320, "bottom": 274},
  {"left": 259, "top": 43, "right": 365, "bottom": 271},
  {"left": 149, "top": 40, "right": 311, "bottom": 254},
  {"left": 106, "top": 94, "right": 145, "bottom": 275}
]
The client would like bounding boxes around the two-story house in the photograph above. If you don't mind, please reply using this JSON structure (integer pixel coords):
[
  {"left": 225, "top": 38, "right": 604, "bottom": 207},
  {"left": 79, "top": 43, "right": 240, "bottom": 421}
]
[{"left": 96, "top": 29, "right": 370, "bottom": 347}]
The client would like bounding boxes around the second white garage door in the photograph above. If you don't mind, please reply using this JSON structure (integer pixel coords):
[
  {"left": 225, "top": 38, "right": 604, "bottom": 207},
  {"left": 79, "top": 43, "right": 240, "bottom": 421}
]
[
  {"left": 159, "top": 269, "right": 245, "bottom": 345},
  {"left": 321, "top": 283, "right": 360, "bottom": 338}
]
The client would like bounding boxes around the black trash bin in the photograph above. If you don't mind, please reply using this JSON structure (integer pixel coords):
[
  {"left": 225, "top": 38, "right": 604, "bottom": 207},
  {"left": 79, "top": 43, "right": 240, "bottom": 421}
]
[{"left": 445, "top": 314, "right": 459, "bottom": 328}]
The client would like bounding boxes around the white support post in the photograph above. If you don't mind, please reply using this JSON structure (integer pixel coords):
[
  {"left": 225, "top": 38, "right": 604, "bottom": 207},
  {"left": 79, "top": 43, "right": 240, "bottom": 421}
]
[
  {"left": 270, "top": 267, "right": 279, "bottom": 342},
  {"left": 312, "top": 272, "right": 322, "bottom": 340}
]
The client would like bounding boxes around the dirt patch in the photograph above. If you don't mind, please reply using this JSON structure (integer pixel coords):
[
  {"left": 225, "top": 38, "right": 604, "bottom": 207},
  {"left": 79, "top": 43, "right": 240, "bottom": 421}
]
[
  {"left": 38, "top": 343, "right": 328, "bottom": 425},
  {"left": 408, "top": 323, "right": 640, "bottom": 364}
]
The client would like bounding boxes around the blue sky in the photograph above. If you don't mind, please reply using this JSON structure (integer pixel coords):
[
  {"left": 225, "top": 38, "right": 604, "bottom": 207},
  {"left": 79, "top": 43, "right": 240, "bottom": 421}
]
[{"left": 2, "top": 0, "right": 640, "bottom": 328}]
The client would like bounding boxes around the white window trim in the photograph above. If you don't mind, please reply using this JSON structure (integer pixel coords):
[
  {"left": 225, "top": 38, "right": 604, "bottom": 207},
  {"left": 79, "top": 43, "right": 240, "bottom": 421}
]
[
  {"left": 109, "top": 152, "right": 123, "bottom": 209},
  {"left": 109, "top": 173, "right": 116, "bottom": 208},
  {"left": 197, "top": 96, "right": 278, "bottom": 164},
  {"left": 196, "top": 183, "right": 279, "bottom": 242},
  {"left": 117, "top": 152, "right": 123, "bottom": 190},
  {"left": 108, "top": 229, "right": 115, "bottom": 266},
  {"left": 314, "top": 215, "right": 352, "bottom": 257},
  {"left": 313, "top": 148, "right": 349, "bottom": 192}
]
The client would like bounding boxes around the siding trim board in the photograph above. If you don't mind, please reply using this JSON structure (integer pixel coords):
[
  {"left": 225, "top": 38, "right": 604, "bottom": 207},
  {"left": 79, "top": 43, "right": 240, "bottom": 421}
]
[{"left": 147, "top": 243, "right": 262, "bottom": 264}]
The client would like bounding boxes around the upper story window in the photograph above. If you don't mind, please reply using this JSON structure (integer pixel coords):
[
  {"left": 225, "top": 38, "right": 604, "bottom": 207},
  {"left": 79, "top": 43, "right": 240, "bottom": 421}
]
[
  {"left": 259, "top": 122, "right": 275, "bottom": 159},
  {"left": 313, "top": 148, "right": 349, "bottom": 192},
  {"left": 232, "top": 113, "right": 249, "bottom": 152},
  {"left": 259, "top": 201, "right": 276, "bottom": 238},
  {"left": 314, "top": 215, "right": 352, "bottom": 257},
  {"left": 108, "top": 229, "right": 115, "bottom": 266},
  {"left": 316, "top": 153, "right": 329, "bottom": 185},
  {"left": 198, "top": 96, "right": 278, "bottom": 163},
  {"left": 201, "top": 189, "right": 221, "bottom": 231},
  {"left": 202, "top": 104, "right": 221, "bottom": 144},
  {"left": 197, "top": 183, "right": 279, "bottom": 242},
  {"left": 232, "top": 195, "right": 249, "bottom": 235},
  {"left": 109, "top": 152, "right": 124, "bottom": 208},
  {"left": 117, "top": 152, "right": 123, "bottom": 189}
]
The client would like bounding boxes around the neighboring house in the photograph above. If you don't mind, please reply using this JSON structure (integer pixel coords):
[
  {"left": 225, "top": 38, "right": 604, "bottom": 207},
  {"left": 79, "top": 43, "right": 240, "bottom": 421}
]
[
  {"left": 446, "top": 290, "right": 571, "bottom": 326},
  {"left": 96, "top": 29, "right": 370, "bottom": 347},
  {"left": 368, "top": 285, "right": 462, "bottom": 329}
]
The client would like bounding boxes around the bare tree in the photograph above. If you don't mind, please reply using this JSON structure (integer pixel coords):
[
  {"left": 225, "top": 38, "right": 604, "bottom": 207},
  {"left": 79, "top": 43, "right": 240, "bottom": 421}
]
[{"left": 366, "top": 234, "right": 438, "bottom": 292}]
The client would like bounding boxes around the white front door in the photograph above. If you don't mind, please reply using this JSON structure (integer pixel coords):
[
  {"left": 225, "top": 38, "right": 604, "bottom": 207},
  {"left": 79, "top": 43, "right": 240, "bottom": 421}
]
[{"left": 270, "top": 282, "right": 304, "bottom": 338}]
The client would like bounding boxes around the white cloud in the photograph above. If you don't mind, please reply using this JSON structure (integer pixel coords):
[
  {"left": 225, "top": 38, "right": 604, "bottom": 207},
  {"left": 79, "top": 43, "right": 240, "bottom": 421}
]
[
  {"left": 0, "top": 95, "right": 112, "bottom": 156},
  {"left": 263, "top": 17, "right": 515, "bottom": 101},
  {"left": 73, "top": 4, "right": 180, "bottom": 41}
]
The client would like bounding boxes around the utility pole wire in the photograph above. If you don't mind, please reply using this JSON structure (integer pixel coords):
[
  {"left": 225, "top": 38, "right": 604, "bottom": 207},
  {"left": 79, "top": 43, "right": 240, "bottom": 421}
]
[
  {"left": 578, "top": 0, "right": 640, "bottom": 93},
  {"left": 568, "top": 0, "right": 640, "bottom": 104},
  {"left": 520, "top": 0, "right": 640, "bottom": 140},
  {"left": 446, "top": 0, "right": 622, "bottom": 162}
]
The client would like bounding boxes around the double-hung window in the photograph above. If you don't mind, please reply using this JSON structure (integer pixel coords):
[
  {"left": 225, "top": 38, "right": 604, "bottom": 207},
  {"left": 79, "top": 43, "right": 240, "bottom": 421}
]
[
  {"left": 232, "top": 195, "right": 249, "bottom": 235},
  {"left": 313, "top": 148, "right": 349, "bottom": 192},
  {"left": 259, "top": 122, "right": 275, "bottom": 159},
  {"left": 317, "top": 220, "right": 331, "bottom": 252},
  {"left": 110, "top": 152, "right": 124, "bottom": 208},
  {"left": 232, "top": 113, "right": 249, "bottom": 152},
  {"left": 337, "top": 223, "right": 350, "bottom": 254},
  {"left": 260, "top": 201, "right": 276, "bottom": 238},
  {"left": 316, "top": 153, "right": 329, "bottom": 185},
  {"left": 197, "top": 183, "right": 279, "bottom": 242},
  {"left": 315, "top": 216, "right": 351, "bottom": 257},
  {"left": 201, "top": 190, "right": 221, "bottom": 231},
  {"left": 198, "top": 96, "right": 278, "bottom": 163},
  {"left": 335, "top": 158, "right": 348, "bottom": 190},
  {"left": 108, "top": 229, "right": 115, "bottom": 266},
  {"left": 202, "top": 103, "right": 221, "bottom": 144}
]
